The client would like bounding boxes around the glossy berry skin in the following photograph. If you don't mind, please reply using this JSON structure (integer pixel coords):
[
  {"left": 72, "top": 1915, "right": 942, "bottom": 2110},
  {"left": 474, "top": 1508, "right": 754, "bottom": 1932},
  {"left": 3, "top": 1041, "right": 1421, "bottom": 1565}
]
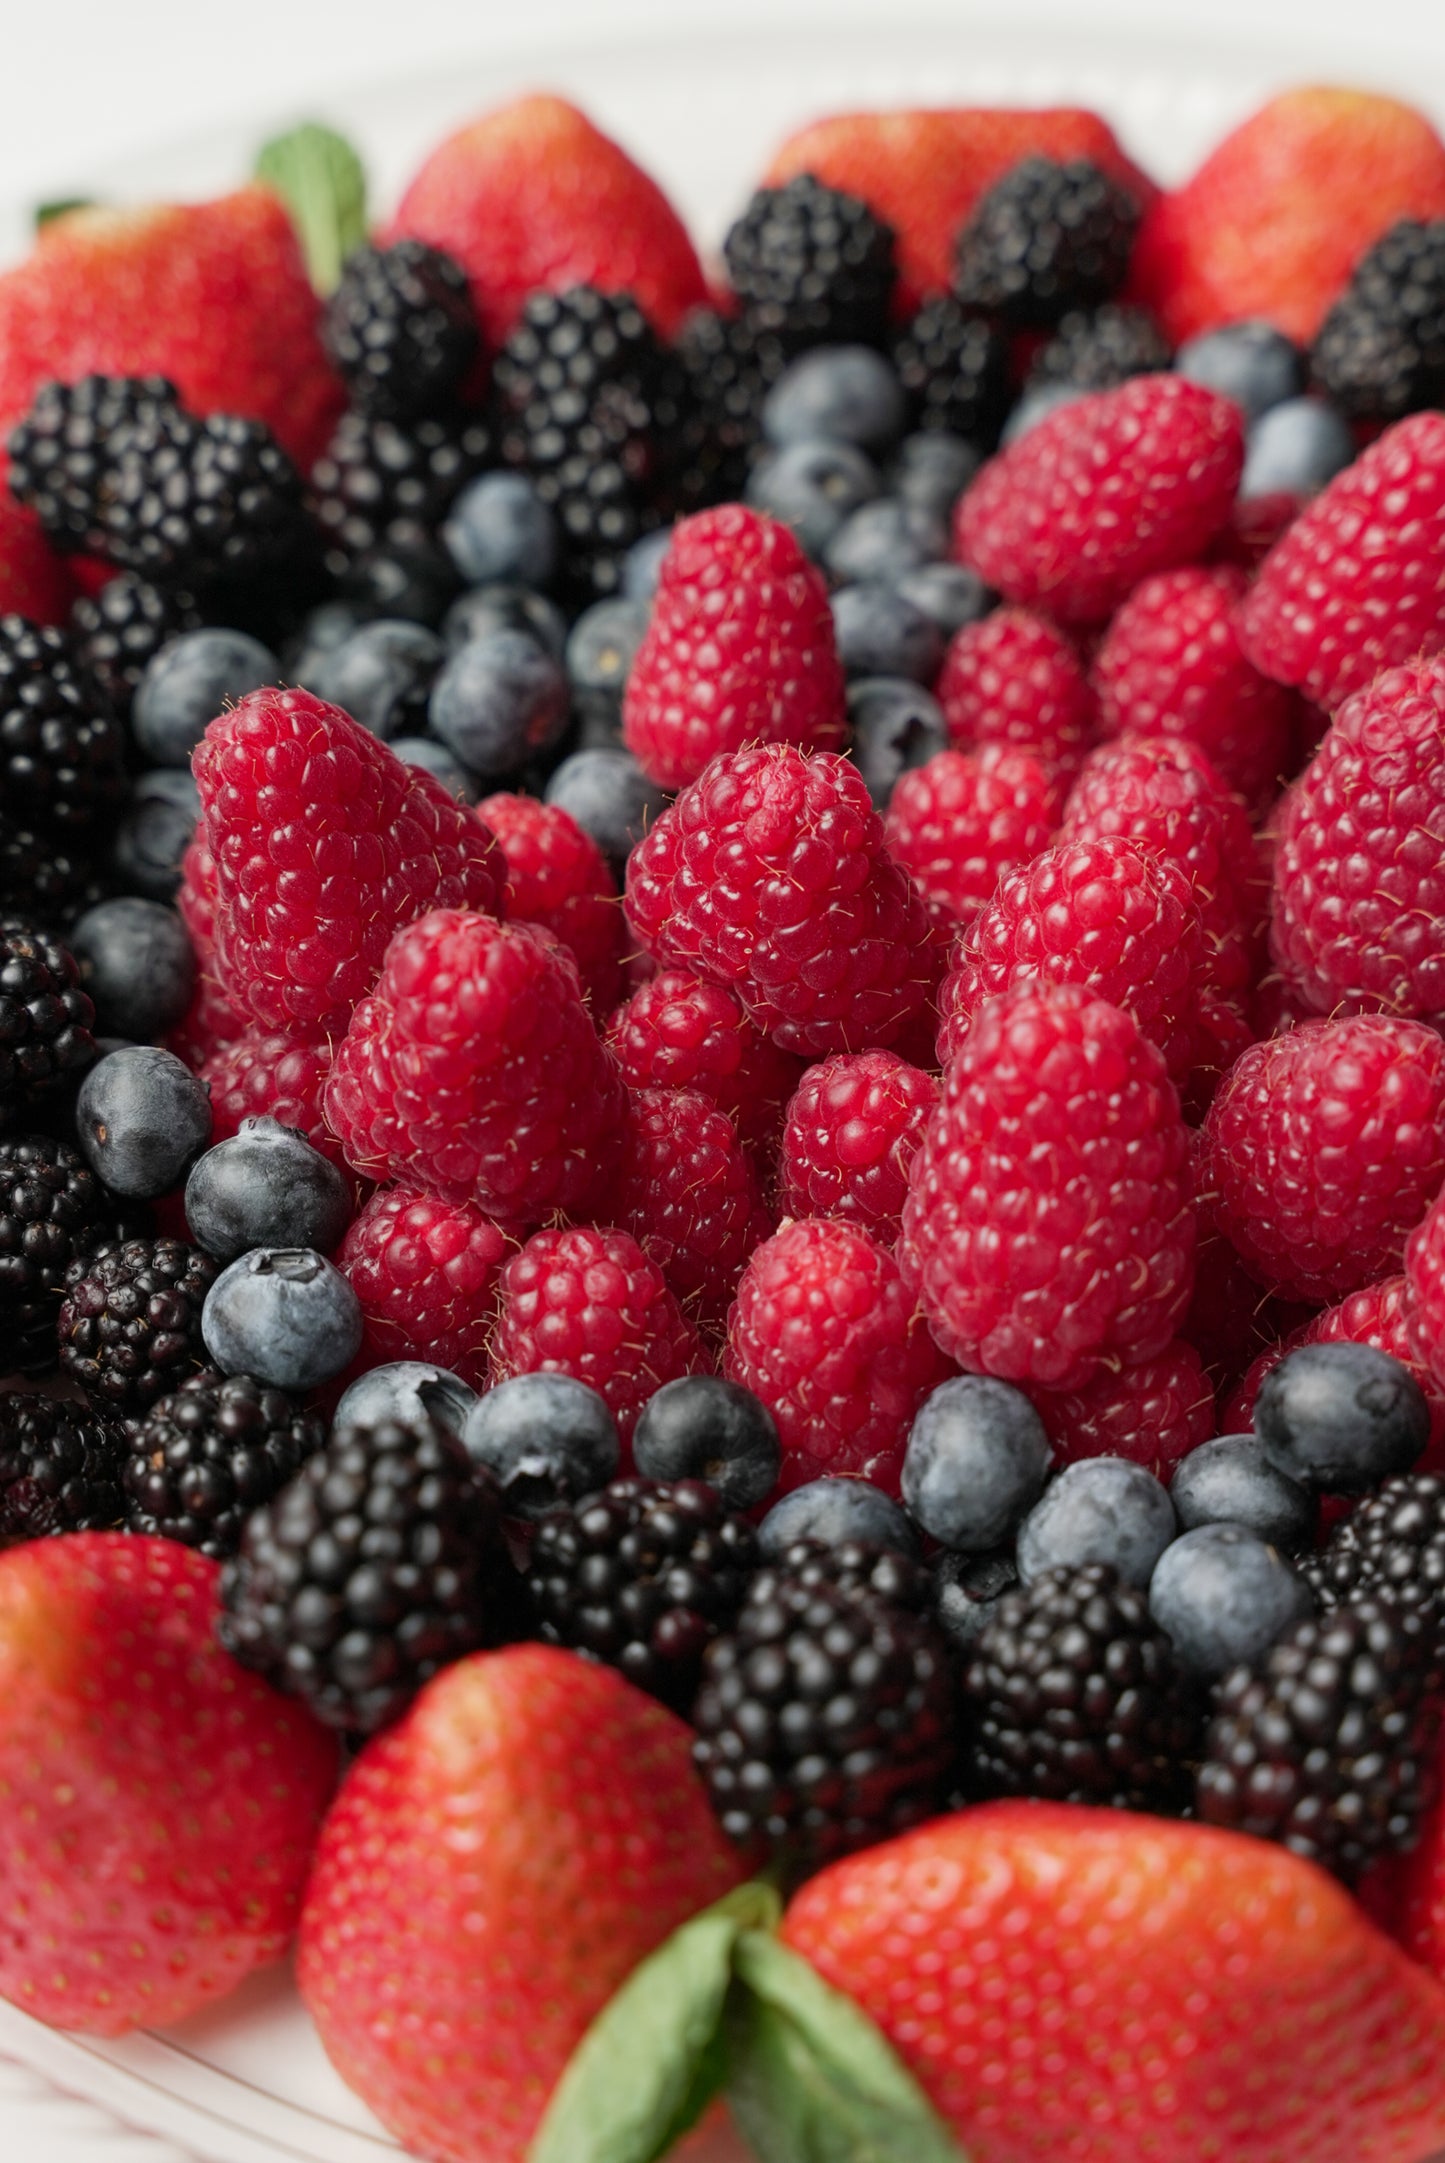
[
  {"left": 901, "top": 1374, "right": 1052, "bottom": 1552},
  {"left": 779, "top": 1049, "right": 938, "bottom": 1246},
  {"left": 0, "top": 1534, "right": 336, "bottom": 2034},
  {"left": 338, "top": 1185, "right": 513, "bottom": 1390},
  {"left": 1222, "top": 1275, "right": 1445, "bottom": 1460},
  {"left": 184, "top": 1118, "right": 351, "bottom": 1264},
  {"left": 759, "top": 1478, "right": 918, "bottom": 1560},
  {"left": 193, "top": 688, "right": 503, "bottom": 1035},
  {"left": 76, "top": 1047, "right": 212, "bottom": 1201},
  {"left": 1171, "top": 1433, "right": 1319, "bottom": 1552},
  {"left": 882, "top": 744, "right": 1058, "bottom": 926},
  {"left": 622, "top": 505, "right": 846, "bottom": 791},
  {"left": 1150, "top": 1523, "right": 1314, "bottom": 1680},
  {"left": 1035, "top": 1338, "right": 1216, "bottom": 1478},
  {"left": 462, "top": 1374, "right": 620, "bottom": 1522},
  {"left": 602, "top": 1086, "right": 771, "bottom": 1335},
  {"left": 70, "top": 897, "right": 195, "bottom": 1042},
  {"left": 631, "top": 1375, "right": 781, "bottom": 1514},
  {"left": 605, "top": 967, "right": 805, "bottom": 1159},
  {"left": 724, "top": 1216, "right": 952, "bottom": 1496},
  {"left": 477, "top": 790, "right": 625, "bottom": 1014},
  {"left": 202, "top": 1249, "right": 363, "bottom": 1394},
  {"left": 936, "top": 606, "right": 1094, "bottom": 782},
  {"left": 1257, "top": 1342, "right": 1431, "bottom": 1494},
  {"left": 955, "top": 376, "right": 1244, "bottom": 625},
  {"left": 1018, "top": 1456, "right": 1177, "bottom": 1591},
  {"left": 199, "top": 1028, "right": 342, "bottom": 1167},
  {"left": 901, "top": 983, "right": 1195, "bottom": 1391}
]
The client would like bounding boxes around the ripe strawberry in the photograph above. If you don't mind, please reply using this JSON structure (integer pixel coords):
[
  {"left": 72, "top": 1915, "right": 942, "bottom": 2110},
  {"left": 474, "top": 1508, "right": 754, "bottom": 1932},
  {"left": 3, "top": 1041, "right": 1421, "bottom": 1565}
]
[
  {"left": 478, "top": 790, "right": 626, "bottom": 1014},
  {"left": 782, "top": 1800, "right": 1445, "bottom": 2163},
  {"left": 0, "top": 1533, "right": 336, "bottom": 2034},
  {"left": 936, "top": 606, "right": 1095, "bottom": 783}
]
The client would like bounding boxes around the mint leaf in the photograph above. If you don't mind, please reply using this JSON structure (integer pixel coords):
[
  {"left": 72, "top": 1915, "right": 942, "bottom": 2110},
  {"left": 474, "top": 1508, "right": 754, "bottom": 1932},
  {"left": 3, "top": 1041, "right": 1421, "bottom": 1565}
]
[
  {"left": 254, "top": 122, "right": 366, "bottom": 294},
  {"left": 35, "top": 197, "right": 96, "bottom": 230}
]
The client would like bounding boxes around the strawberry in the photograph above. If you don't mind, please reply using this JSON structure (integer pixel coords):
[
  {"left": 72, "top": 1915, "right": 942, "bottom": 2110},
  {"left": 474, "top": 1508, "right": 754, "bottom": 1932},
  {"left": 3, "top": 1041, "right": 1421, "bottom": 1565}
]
[
  {"left": 297, "top": 1642, "right": 742, "bottom": 2163},
  {"left": 0, "top": 1533, "right": 336, "bottom": 2036},
  {"left": 0, "top": 488, "right": 72, "bottom": 622},
  {"left": 388, "top": 94, "right": 708, "bottom": 348}
]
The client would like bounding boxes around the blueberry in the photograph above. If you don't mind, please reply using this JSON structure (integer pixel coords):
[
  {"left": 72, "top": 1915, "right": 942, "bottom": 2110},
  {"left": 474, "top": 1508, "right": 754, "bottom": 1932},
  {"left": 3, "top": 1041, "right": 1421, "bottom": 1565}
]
[
  {"left": 428, "top": 629, "right": 570, "bottom": 782},
  {"left": 70, "top": 898, "right": 196, "bottom": 1040},
  {"left": 443, "top": 471, "right": 560, "bottom": 589},
  {"left": 1016, "top": 1457, "right": 1176, "bottom": 1589},
  {"left": 545, "top": 747, "right": 669, "bottom": 874},
  {"left": 76, "top": 1045, "right": 211, "bottom": 1198},
  {"left": 747, "top": 438, "right": 881, "bottom": 559},
  {"left": 132, "top": 628, "right": 278, "bottom": 767},
  {"left": 846, "top": 677, "right": 949, "bottom": 808},
  {"left": 622, "top": 527, "right": 672, "bottom": 600},
  {"left": 1239, "top": 397, "right": 1354, "bottom": 500},
  {"left": 931, "top": 1548, "right": 1019, "bottom": 1652},
  {"left": 763, "top": 345, "right": 909, "bottom": 452},
  {"left": 824, "top": 498, "right": 945, "bottom": 585},
  {"left": 1001, "top": 381, "right": 1086, "bottom": 445},
  {"left": 339, "top": 531, "right": 459, "bottom": 627},
  {"left": 758, "top": 1476, "right": 919, "bottom": 1560},
  {"left": 902, "top": 1375, "right": 1052, "bottom": 1552},
  {"left": 1175, "top": 320, "right": 1302, "bottom": 423},
  {"left": 112, "top": 770, "right": 200, "bottom": 903},
  {"left": 285, "top": 599, "right": 370, "bottom": 689},
  {"left": 185, "top": 1115, "right": 353, "bottom": 1263},
  {"left": 390, "top": 736, "right": 476, "bottom": 799},
  {"left": 1255, "top": 1341, "right": 1430, "bottom": 1494},
  {"left": 1170, "top": 1432, "right": 1319, "bottom": 1552},
  {"left": 1149, "top": 1522, "right": 1314, "bottom": 1679},
  {"left": 333, "top": 1360, "right": 478, "bottom": 1441},
  {"left": 831, "top": 583, "right": 943, "bottom": 683},
  {"left": 202, "top": 1247, "right": 363, "bottom": 1391},
  {"left": 566, "top": 598, "right": 650, "bottom": 746},
  {"left": 632, "top": 1374, "right": 781, "bottom": 1511},
  {"left": 309, "top": 620, "right": 445, "bottom": 740},
  {"left": 442, "top": 582, "right": 568, "bottom": 662},
  {"left": 891, "top": 432, "right": 982, "bottom": 522},
  {"left": 461, "top": 1373, "right": 620, "bottom": 1520}
]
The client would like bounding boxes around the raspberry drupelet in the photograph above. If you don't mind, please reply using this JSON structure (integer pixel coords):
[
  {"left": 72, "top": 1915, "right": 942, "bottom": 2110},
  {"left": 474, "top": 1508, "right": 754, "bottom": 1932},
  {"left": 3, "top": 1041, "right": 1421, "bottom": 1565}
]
[
  {"left": 477, "top": 790, "right": 626, "bottom": 1015},
  {"left": 1408, "top": 1195, "right": 1445, "bottom": 1397},
  {"left": 605, "top": 967, "right": 805, "bottom": 1160},
  {"left": 601, "top": 1086, "right": 772, "bottom": 1335},
  {"left": 882, "top": 745, "right": 1059, "bottom": 927},
  {"left": 337, "top": 1185, "right": 514, "bottom": 1389},
  {"left": 199, "top": 1029, "right": 341, "bottom": 1167},
  {"left": 1033, "top": 1340, "right": 1216, "bottom": 1479},
  {"left": 935, "top": 607, "right": 1095, "bottom": 783},
  {"left": 779, "top": 1050, "right": 939, "bottom": 1246}
]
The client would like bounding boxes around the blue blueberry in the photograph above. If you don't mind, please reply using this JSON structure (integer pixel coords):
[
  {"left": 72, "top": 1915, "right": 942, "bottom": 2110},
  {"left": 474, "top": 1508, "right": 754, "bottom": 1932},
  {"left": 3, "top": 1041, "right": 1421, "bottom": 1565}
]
[
  {"left": 461, "top": 1373, "right": 620, "bottom": 1519},
  {"left": 132, "top": 628, "right": 278, "bottom": 767},
  {"left": 1175, "top": 320, "right": 1302, "bottom": 423},
  {"left": 333, "top": 1361, "right": 478, "bottom": 1441},
  {"left": 831, "top": 582, "right": 943, "bottom": 683},
  {"left": 1016, "top": 1457, "right": 1176, "bottom": 1589},
  {"left": 70, "top": 898, "right": 196, "bottom": 1040},
  {"left": 389, "top": 736, "right": 476, "bottom": 799},
  {"left": 758, "top": 1476, "right": 919, "bottom": 1561},
  {"left": 763, "top": 345, "right": 909, "bottom": 452},
  {"left": 112, "top": 770, "right": 200, "bottom": 903},
  {"left": 1239, "top": 397, "right": 1354, "bottom": 500},
  {"left": 622, "top": 527, "right": 673, "bottom": 600},
  {"left": 891, "top": 431, "right": 981, "bottom": 522},
  {"left": 1149, "top": 1522, "right": 1314, "bottom": 1679},
  {"left": 428, "top": 629, "right": 570, "bottom": 782},
  {"left": 545, "top": 747, "right": 669, "bottom": 873},
  {"left": 1001, "top": 382, "right": 1086, "bottom": 445},
  {"left": 340, "top": 532, "right": 459, "bottom": 628},
  {"left": 566, "top": 598, "right": 650, "bottom": 746},
  {"left": 1255, "top": 1341, "right": 1430, "bottom": 1493},
  {"left": 902, "top": 1375, "right": 1052, "bottom": 1552},
  {"left": 285, "top": 600, "right": 370, "bottom": 690},
  {"left": 309, "top": 620, "right": 445, "bottom": 740},
  {"left": 895, "top": 561, "right": 991, "bottom": 639},
  {"left": 1170, "top": 1433, "right": 1319, "bottom": 1552},
  {"left": 76, "top": 1046, "right": 211, "bottom": 1198},
  {"left": 442, "top": 582, "right": 568, "bottom": 662},
  {"left": 185, "top": 1115, "right": 353, "bottom": 1263},
  {"left": 824, "top": 497, "right": 945, "bottom": 585},
  {"left": 443, "top": 471, "right": 560, "bottom": 588},
  {"left": 931, "top": 1548, "right": 1019, "bottom": 1652},
  {"left": 747, "top": 438, "right": 881, "bottom": 559},
  {"left": 202, "top": 1247, "right": 363, "bottom": 1391},
  {"left": 632, "top": 1374, "right": 780, "bottom": 1511},
  {"left": 846, "top": 677, "right": 948, "bottom": 808}
]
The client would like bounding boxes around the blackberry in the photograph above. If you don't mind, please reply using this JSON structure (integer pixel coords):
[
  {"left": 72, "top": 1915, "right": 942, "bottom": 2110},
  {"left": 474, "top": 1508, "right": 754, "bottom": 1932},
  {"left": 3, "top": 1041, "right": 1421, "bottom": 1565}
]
[
  {"left": 71, "top": 574, "right": 201, "bottom": 715},
  {"left": 59, "top": 1237, "right": 217, "bottom": 1415},
  {"left": 1198, "top": 1596, "right": 1443, "bottom": 1879},
  {"left": 891, "top": 296, "right": 1010, "bottom": 445},
  {"left": 122, "top": 1367, "right": 324, "bottom": 1558},
  {"left": 691, "top": 1537, "right": 957, "bottom": 1873},
  {"left": 217, "top": 1415, "right": 522, "bottom": 1734},
  {"left": 0, "top": 816, "right": 110, "bottom": 932},
  {"left": 954, "top": 156, "right": 1142, "bottom": 327},
  {"left": 308, "top": 407, "right": 494, "bottom": 577},
  {"left": 1311, "top": 219, "right": 1445, "bottom": 422},
  {"left": 1303, "top": 1474, "right": 1445, "bottom": 1641},
  {"left": 7, "top": 375, "right": 173, "bottom": 553},
  {"left": 723, "top": 174, "right": 898, "bottom": 355},
  {"left": 0, "top": 616, "right": 127, "bottom": 840},
  {"left": 676, "top": 306, "right": 787, "bottom": 504},
  {"left": 0, "top": 924, "right": 95, "bottom": 1136},
  {"left": 324, "top": 240, "right": 482, "bottom": 422},
  {"left": 0, "top": 1134, "right": 119, "bottom": 1370},
  {"left": 1028, "top": 304, "right": 1173, "bottom": 393},
  {"left": 528, "top": 1477, "right": 757, "bottom": 1710},
  {"left": 964, "top": 1563, "right": 1204, "bottom": 1812},
  {"left": 0, "top": 1390, "right": 127, "bottom": 1543}
]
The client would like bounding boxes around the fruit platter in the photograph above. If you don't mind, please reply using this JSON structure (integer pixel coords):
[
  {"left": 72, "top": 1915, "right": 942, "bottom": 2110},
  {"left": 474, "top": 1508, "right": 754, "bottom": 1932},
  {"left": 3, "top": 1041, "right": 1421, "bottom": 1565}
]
[{"left": 6, "top": 13, "right": 1445, "bottom": 2161}]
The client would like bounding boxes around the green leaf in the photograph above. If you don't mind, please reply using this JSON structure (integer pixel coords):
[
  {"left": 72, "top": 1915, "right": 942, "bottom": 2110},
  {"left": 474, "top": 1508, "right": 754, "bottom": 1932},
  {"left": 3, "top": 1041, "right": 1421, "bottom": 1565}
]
[
  {"left": 34, "top": 197, "right": 96, "bottom": 230},
  {"left": 254, "top": 122, "right": 366, "bottom": 294},
  {"left": 528, "top": 1882, "right": 781, "bottom": 2163}
]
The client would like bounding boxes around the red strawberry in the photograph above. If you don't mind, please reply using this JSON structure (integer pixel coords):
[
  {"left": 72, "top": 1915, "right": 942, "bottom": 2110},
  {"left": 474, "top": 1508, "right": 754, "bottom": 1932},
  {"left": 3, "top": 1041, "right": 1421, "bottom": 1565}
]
[
  {"left": 297, "top": 1643, "right": 742, "bottom": 2163},
  {"left": 782, "top": 1800, "right": 1445, "bottom": 2163},
  {"left": 0, "top": 1533, "right": 336, "bottom": 2035}
]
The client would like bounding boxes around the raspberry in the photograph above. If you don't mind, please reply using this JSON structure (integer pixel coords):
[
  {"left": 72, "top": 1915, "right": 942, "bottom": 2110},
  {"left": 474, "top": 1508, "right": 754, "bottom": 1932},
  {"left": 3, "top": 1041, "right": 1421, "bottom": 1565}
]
[
  {"left": 337, "top": 1184, "right": 513, "bottom": 1389},
  {"left": 625, "top": 744, "right": 938, "bottom": 1059},
  {"left": 724, "top": 1216, "right": 952, "bottom": 1496},
  {"left": 1238, "top": 412, "right": 1445, "bottom": 711},
  {"left": 936, "top": 607, "right": 1095, "bottom": 782},
  {"left": 477, "top": 791, "right": 625, "bottom": 1015},
  {"left": 900, "top": 983, "right": 1195, "bottom": 1391},
  {"left": 622, "top": 505, "right": 845, "bottom": 791},
  {"left": 954, "top": 376, "right": 1244, "bottom": 626},
  {"left": 1408, "top": 1194, "right": 1445, "bottom": 1395},
  {"left": 779, "top": 1050, "right": 939, "bottom": 1246},
  {"left": 166, "top": 972, "right": 245, "bottom": 1074},
  {"left": 604, "top": 966, "right": 804, "bottom": 1159},
  {"left": 1269, "top": 656, "right": 1445, "bottom": 1027},
  {"left": 882, "top": 746, "right": 1058, "bottom": 927},
  {"left": 1200, "top": 1015, "right": 1445, "bottom": 1304},
  {"left": 601, "top": 1086, "right": 771, "bottom": 1334},
  {"left": 489, "top": 1226, "right": 701, "bottom": 1444},
  {"left": 199, "top": 1028, "right": 341, "bottom": 1167},
  {"left": 1091, "top": 565, "right": 1296, "bottom": 806},
  {"left": 1184, "top": 1190, "right": 1318, "bottom": 1397},
  {"left": 193, "top": 688, "right": 504, "bottom": 1035},
  {"left": 176, "top": 833, "right": 217, "bottom": 961},
  {"left": 324, "top": 910, "right": 623, "bottom": 1226},
  {"left": 1033, "top": 1341, "right": 1216, "bottom": 1478}
]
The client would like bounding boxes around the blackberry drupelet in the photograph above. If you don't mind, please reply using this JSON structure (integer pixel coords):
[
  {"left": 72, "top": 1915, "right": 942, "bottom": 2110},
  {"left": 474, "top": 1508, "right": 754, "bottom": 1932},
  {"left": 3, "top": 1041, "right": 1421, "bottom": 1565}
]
[
  {"left": 1311, "top": 219, "right": 1445, "bottom": 422},
  {"left": 0, "top": 1390, "right": 127, "bottom": 1543},
  {"left": 0, "top": 616, "right": 127, "bottom": 840},
  {"left": 527, "top": 1477, "right": 757, "bottom": 1711},
  {"left": 0, "top": 816, "right": 111, "bottom": 930},
  {"left": 954, "top": 156, "right": 1142, "bottom": 327},
  {"left": 59, "top": 1237, "right": 218, "bottom": 1415},
  {"left": 1303, "top": 1474, "right": 1445, "bottom": 1640},
  {"left": 71, "top": 574, "right": 200, "bottom": 714},
  {"left": 891, "top": 296, "right": 1010, "bottom": 445},
  {"left": 723, "top": 174, "right": 898, "bottom": 355},
  {"left": 216, "top": 1416, "right": 521, "bottom": 1734},
  {"left": 964, "top": 1563, "right": 1204, "bottom": 1812},
  {"left": 0, "top": 1134, "right": 119, "bottom": 1371},
  {"left": 1028, "top": 303, "right": 1173, "bottom": 392},
  {"left": 324, "top": 240, "right": 481, "bottom": 422},
  {"left": 7, "top": 375, "right": 174, "bottom": 553},
  {"left": 1197, "top": 1596, "right": 1443, "bottom": 1879},
  {"left": 676, "top": 305, "right": 787, "bottom": 505},
  {"left": 0, "top": 924, "right": 95, "bottom": 1135},
  {"left": 308, "top": 407, "right": 494, "bottom": 577},
  {"left": 123, "top": 1367, "right": 325, "bottom": 1559}
]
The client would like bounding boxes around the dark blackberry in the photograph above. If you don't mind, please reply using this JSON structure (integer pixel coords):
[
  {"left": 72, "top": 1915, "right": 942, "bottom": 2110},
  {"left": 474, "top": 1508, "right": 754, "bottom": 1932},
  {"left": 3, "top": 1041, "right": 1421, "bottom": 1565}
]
[
  {"left": 58, "top": 1237, "right": 217, "bottom": 1415},
  {"left": 7, "top": 376, "right": 174, "bottom": 554},
  {"left": 0, "top": 1134, "right": 119, "bottom": 1371},
  {"left": 891, "top": 296, "right": 1010, "bottom": 445},
  {"left": 0, "top": 815, "right": 111, "bottom": 931},
  {"left": 1303, "top": 1474, "right": 1445, "bottom": 1641},
  {"left": 1028, "top": 304, "right": 1173, "bottom": 393},
  {"left": 1198, "top": 1596, "right": 1443, "bottom": 1880},
  {"left": 70, "top": 574, "right": 201, "bottom": 715},
  {"left": 0, "top": 616, "right": 127, "bottom": 840},
  {"left": 324, "top": 240, "right": 481, "bottom": 422},
  {"left": 0, "top": 1390, "right": 127, "bottom": 1543},
  {"left": 0, "top": 923, "right": 95, "bottom": 1135},
  {"left": 308, "top": 407, "right": 494, "bottom": 577},
  {"left": 954, "top": 156, "right": 1142, "bottom": 328},
  {"left": 964, "top": 1563, "right": 1204, "bottom": 1812},
  {"left": 216, "top": 1415, "right": 522, "bottom": 1734},
  {"left": 1311, "top": 220, "right": 1445, "bottom": 422},
  {"left": 691, "top": 1537, "right": 957, "bottom": 1873},
  {"left": 122, "top": 1367, "right": 323, "bottom": 1559},
  {"left": 723, "top": 174, "right": 898, "bottom": 355},
  {"left": 675, "top": 306, "right": 787, "bottom": 505}
]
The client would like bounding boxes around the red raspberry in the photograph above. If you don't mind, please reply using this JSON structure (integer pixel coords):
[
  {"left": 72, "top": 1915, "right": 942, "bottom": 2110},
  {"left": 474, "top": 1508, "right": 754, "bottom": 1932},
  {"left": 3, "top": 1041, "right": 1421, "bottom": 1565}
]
[
  {"left": 324, "top": 910, "right": 622, "bottom": 1226},
  {"left": 477, "top": 791, "right": 625, "bottom": 1014},
  {"left": 1184, "top": 1176, "right": 1319, "bottom": 1397},
  {"left": 1034, "top": 1341, "right": 1215, "bottom": 1478},
  {"left": 602, "top": 1086, "right": 772, "bottom": 1334},
  {"left": 882, "top": 745, "right": 1058, "bottom": 926},
  {"left": 489, "top": 1226, "right": 701, "bottom": 1444},
  {"left": 779, "top": 1050, "right": 939, "bottom": 1245},
  {"left": 935, "top": 608, "right": 1095, "bottom": 782},
  {"left": 724, "top": 1216, "right": 952, "bottom": 1495},
  {"left": 1199, "top": 1014, "right": 1445, "bottom": 1304},
  {"left": 1269, "top": 656, "right": 1445, "bottom": 1027},
  {"left": 625, "top": 744, "right": 938, "bottom": 1059},
  {"left": 604, "top": 967, "right": 804, "bottom": 1159},
  {"left": 177, "top": 834, "right": 218, "bottom": 961},
  {"left": 338, "top": 1185, "right": 512, "bottom": 1389},
  {"left": 1408, "top": 1194, "right": 1445, "bottom": 1394},
  {"left": 200, "top": 1026, "right": 342, "bottom": 1167},
  {"left": 1091, "top": 564, "right": 1295, "bottom": 806},
  {"left": 1238, "top": 412, "right": 1445, "bottom": 712},
  {"left": 954, "top": 376, "right": 1244, "bottom": 626},
  {"left": 193, "top": 688, "right": 504, "bottom": 1035},
  {"left": 622, "top": 504, "right": 845, "bottom": 791},
  {"left": 899, "top": 982, "right": 1195, "bottom": 1391},
  {"left": 166, "top": 971, "right": 245, "bottom": 1072}
]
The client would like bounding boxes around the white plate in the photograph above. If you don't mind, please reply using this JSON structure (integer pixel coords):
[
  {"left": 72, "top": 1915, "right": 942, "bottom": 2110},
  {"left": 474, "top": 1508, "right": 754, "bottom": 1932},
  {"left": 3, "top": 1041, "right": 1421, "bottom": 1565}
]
[{"left": 7, "top": 9, "right": 1445, "bottom": 2158}]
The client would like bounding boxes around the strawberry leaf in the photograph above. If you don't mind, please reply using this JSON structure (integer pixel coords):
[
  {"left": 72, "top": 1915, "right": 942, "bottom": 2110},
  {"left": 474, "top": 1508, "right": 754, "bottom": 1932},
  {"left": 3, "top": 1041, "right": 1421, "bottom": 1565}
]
[{"left": 254, "top": 122, "right": 366, "bottom": 294}]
